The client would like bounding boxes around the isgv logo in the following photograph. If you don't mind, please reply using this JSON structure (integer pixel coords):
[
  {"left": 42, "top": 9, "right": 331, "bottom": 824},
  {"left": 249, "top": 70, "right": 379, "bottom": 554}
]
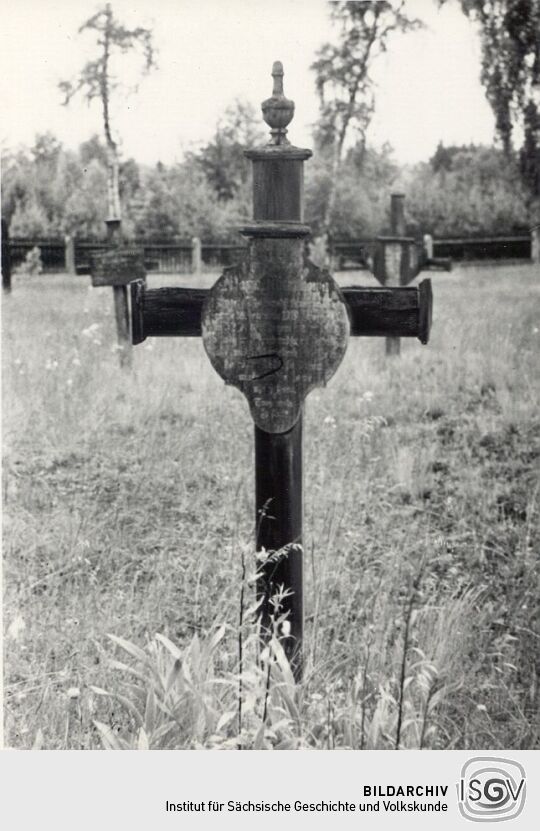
[{"left": 457, "top": 757, "right": 526, "bottom": 822}]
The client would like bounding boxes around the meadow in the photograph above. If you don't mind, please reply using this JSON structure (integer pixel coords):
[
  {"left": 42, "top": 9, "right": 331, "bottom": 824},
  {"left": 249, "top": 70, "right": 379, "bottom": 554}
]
[{"left": 3, "top": 262, "right": 539, "bottom": 750}]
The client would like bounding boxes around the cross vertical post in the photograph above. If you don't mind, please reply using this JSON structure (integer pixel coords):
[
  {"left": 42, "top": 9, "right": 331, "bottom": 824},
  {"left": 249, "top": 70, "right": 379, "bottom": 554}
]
[
  {"left": 391, "top": 192, "right": 406, "bottom": 237},
  {"left": 386, "top": 193, "right": 405, "bottom": 356},
  {"left": 369, "top": 193, "right": 446, "bottom": 356},
  {"left": 107, "top": 219, "right": 131, "bottom": 368},
  {"left": 89, "top": 217, "right": 146, "bottom": 368},
  {"left": 245, "top": 81, "right": 311, "bottom": 673},
  {"left": 255, "top": 418, "right": 303, "bottom": 670}
]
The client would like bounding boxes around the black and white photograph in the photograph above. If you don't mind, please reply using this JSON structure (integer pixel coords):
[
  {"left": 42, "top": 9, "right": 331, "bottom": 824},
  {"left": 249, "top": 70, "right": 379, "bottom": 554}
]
[{"left": 1, "top": 0, "right": 539, "bottom": 771}]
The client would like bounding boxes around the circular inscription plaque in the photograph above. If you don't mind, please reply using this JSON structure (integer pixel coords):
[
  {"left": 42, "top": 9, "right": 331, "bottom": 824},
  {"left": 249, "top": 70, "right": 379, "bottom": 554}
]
[{"left": 201, "top": 237, "right": 350, "bottom": 434}]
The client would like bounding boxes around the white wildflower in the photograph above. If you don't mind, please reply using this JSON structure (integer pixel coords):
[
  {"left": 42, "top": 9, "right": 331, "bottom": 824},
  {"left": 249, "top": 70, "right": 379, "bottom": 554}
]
[
  {"left": 81, "top": 323, "right": 100, "bottom": 338},
  {"left": 7, "top": 615, "right": 25, "bottom": 640}
]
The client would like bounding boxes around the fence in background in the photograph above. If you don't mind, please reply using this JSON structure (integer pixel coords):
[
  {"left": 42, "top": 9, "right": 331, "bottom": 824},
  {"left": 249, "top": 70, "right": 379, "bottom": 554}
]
[
  {"left": 431, "top": 235, "right": 532, "bottom": 262},
  {"left": 9, "top": 238, "right": 67, "bottom": 273},
  {"left": 7, "top": 237, "right": 248, "bottom": 274},
  {"left": 5, "top": 232, "right": 536, "bottom": 274},
  {"left": 332, "top": 234, "right": 533, "bottom": 270}
]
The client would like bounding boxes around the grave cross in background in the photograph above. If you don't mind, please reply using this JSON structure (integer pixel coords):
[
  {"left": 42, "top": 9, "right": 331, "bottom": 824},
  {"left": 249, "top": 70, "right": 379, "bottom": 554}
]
[
  {"left": 368, "top": 192, "right": 450, "bottom": 356},
  {"left": 89, "top": 218, "right": 146, "bottom": 368},
  {"left": 130, "top": 63, "right": 433, "bottom": 679}
]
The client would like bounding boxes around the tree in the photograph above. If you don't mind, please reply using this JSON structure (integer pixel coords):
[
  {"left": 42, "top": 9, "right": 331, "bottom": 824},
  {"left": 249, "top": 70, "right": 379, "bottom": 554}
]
[
  {"left": 305, "top": 141, "right": 399, "bottom": 237},
  {"left": 450, "top": 0, "right": 540, "bottom": 195},
  {"left": 405, "top": 144, "right": 532, "bottom": 235},
  {"left": 59, "top": 3, "right": 156, "bottom": 225},
  {"left": 311, "top": 1, "right": 423, "bottom": 233},
  {"left": 1, "top": 132, "right": 247, "bottom": 242},
  {"left": 430, "top": 140, "right": 462, "bottom": 173},
  {"left": 2, "top": 137, "right": 110, "bottom": 238},
  {"left": 132, "top": 162, "right": 241, "bottom": 241},
  {"left": 31, "top": 133, "right": 63, "bottom": 166},
  {"left": 9, "top": 198, "right": 51, "bottom": 238},
  {"left": 192, "top": 100, "right": 264, "bottom": 203},
  {"left": 521, "top": 100, "right": 540, "bottom": 194},
  {"left": 79, "top": 134, "right": 109, "bottom": 168}
]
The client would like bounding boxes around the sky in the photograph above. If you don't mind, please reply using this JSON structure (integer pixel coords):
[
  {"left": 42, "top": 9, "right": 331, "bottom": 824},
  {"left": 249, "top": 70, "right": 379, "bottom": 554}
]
[{"left": 0, "top": 0, "right": 495, "bottom": 166}]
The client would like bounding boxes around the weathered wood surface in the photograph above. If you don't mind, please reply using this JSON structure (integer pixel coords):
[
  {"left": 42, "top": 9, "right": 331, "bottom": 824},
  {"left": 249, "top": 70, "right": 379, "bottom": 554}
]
[
  {"left": 248, "top": 157, "right": 310, "bottom": 221},
  {"left": 390, "top": 192, "right": 406, "bottom": 236},
  {"left": 260, "top": 59, "right": 296, "bottom": 146},
  {"left": 373, "top": 236, "right": 418, "bottom": 287},
  {"left": 131, "top": 283, "right": 207, "bottom": 342},
  {"left": 113, "top": 285, "right": 132, "bottom": 368},
  {"left": 426, "top": 256, "right": 452, "bottom": 271},
  {"left": 385, "top": 240, "right": 408, "bottom": 285},
  {"left": 202, "top": 237, "right": 350, "bottom": 433},
  {"left": 90, "top": 246, "right": 146, "bottom": 287},
  {"left": 255, "top": 419, "right": 303, "bottom": 673},
  {"left": 385, "top": 194, "right": 406, "bottom": 355},
  {"left": 131, "top": 280, "right": 432, "bottom": 343},
  {"left": 418, "top": 279, "right": 433, "bottom": 347},
  {"left": 240, "top": 221, "right": 311, "bottom": 238},
  {"left": 345, "top": 281, "right": 431, "bottom": 341}
]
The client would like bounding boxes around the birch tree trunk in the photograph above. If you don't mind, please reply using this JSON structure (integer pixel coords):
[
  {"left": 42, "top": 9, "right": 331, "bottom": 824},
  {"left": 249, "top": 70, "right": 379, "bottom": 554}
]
[{"left": 102, "top": 3, "right": 121, "bottom": 226}]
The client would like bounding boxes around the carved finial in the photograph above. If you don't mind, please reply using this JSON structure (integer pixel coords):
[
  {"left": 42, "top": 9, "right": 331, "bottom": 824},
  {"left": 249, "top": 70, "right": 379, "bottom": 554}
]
[
  {"left": 272, "top": 61, "right": 284, "bottom": 95},
  {"left": 261, "top": 61, "right": 295, "bottom": 145}
]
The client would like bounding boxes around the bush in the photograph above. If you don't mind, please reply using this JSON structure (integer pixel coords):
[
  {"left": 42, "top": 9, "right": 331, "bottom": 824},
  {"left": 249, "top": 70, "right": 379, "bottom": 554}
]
[{"left": 14, "top": 246, "right": 43, "bottom": 276}]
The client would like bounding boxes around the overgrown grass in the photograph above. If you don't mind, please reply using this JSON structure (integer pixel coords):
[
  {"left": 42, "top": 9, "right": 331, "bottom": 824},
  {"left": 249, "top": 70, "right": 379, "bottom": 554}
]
[{"left": 3, "top": 264, "right": 539, "bottom": 749}]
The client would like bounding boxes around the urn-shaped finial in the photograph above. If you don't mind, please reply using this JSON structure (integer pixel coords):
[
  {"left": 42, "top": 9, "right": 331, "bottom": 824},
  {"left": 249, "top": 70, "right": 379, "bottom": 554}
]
[{"left": 261, "top": 61, "right": 295, "bottom": 145}]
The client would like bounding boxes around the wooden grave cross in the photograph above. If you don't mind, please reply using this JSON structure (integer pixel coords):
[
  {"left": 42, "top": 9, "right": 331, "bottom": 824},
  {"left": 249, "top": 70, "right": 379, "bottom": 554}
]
[
  {"left": 130, "top": 63, "right": 433, "bottom": 679},
  {"left": 367, "top": 192, "right": 450, "bottom": 356},
  {"left": 89, "top": 218, "right": 147, "bottom": 367}
]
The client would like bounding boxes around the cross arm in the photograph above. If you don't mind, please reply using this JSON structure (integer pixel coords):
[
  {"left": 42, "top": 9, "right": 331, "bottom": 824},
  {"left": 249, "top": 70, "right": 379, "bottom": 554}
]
[
  {"left": 372, "top": 236, "right": 450, "bottom": 286},
  {"left": 130, "top": 278, "right": 432, "bottom": 345},
  {"left": 131, "top": 282, "right": 206, "bottom": 343},
  {"left": 344, "top": 279, "right": 432, "bottom": 344},
  {"left": 423, "top": 255, "right": 452, "bottom": 272},
  {"left": 414, "top": 244, "right": 452, "bottom": 274},
  {"left": 408, "top": 241, "right": 451, "bottom": 277}
]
